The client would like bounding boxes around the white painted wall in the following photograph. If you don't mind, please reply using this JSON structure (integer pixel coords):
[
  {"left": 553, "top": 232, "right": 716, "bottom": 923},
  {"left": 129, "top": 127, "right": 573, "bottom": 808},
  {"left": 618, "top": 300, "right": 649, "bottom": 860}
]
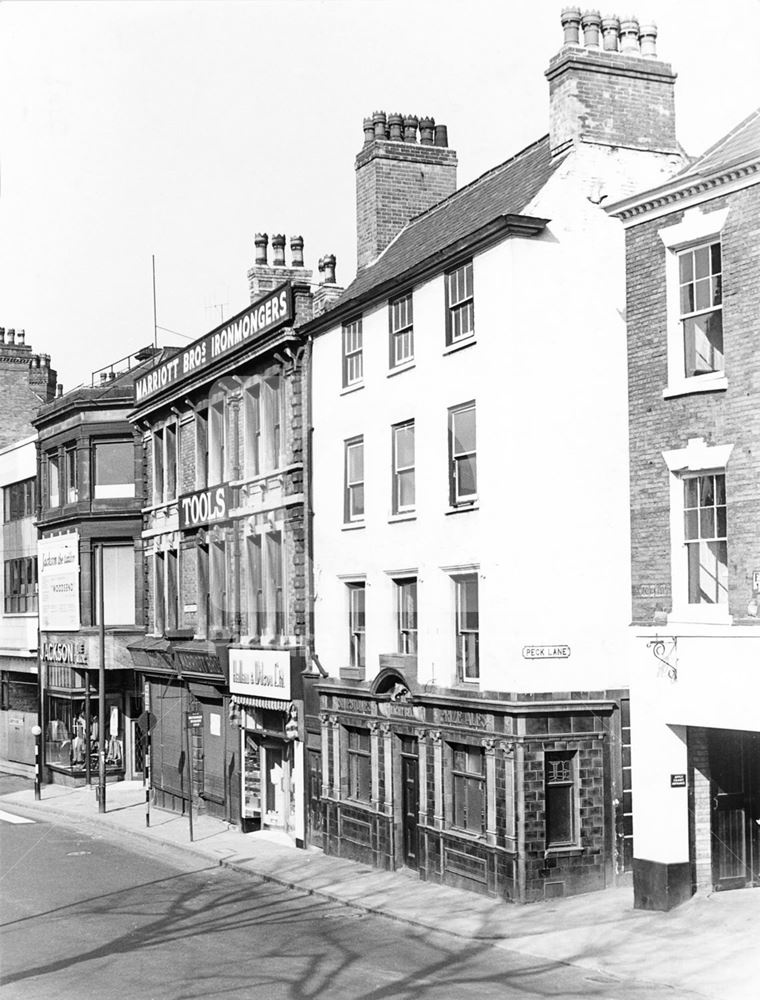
[
  {"left": 629, "top": 628, "right": 760, "bottom": 864},
  {"left": 0, "top": 436, "right": 38, "bottom": 661},
  {"left": 311, "top": 151, "right": 637, "bottom": 695}
]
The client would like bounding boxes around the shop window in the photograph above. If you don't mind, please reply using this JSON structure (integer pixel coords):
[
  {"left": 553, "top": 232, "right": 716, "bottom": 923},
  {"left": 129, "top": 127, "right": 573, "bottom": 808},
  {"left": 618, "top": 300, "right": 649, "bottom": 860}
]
[
  {"left": 245, "top": 384, "right": 262, "bottom": 478},
  {"left": 195, "top": 407, "right": 209, "bottom": 489},
  {"left": 389, "top": 293, "right": 414, "bottom": 368},
  {"left": 209, "top": 538, "right": 227, "bottom": 632},
  {"left": 3, "top": 556, "right": 38, "bottom": 613},
  {"left": 209, "top": 399, "right": 226, "bottom": 485},
  {"left": 154, "top": 548, "right": 179, "bottom": 634},
  {"left": 197, "top": 542, "right": 209, "bottom": 636},
  {"left": 678, "top": 242, "right": 723, "bottom": 378},
  {"left": 445, "top": 261, "right": 474, "bottom": 345},
  {"left": 344, "top": 436, "right": 364, "bottom": 523},
  {"left": 395, "top": 577, "right": 418, "bottom": 655},
  {"left": 3, "top": 478, "right": 35, "bottom": 522},
  {"left": 45, "top": 695, "right": 124, "bottom": 774},
  {"left": 65, "top": 445, "right": 78, "bottom": 503},
  {"left": 342, "top": 318, "right": 363, "bottom": 388},
  {"left": 659, "top": 206, "right": 729, "bottom": 398},
  {"left": 264, "top": 376, "right": 283, "bottom": 471},
  {"left": 93, "top": 440, "right": 135, "bottom": 499},
  {"left": 93, "top": 544, "right": 136, "bottom": 626},
  {"left": 450, "top": 743, "right": 485, "bottom": 835},
  {"left": 392, "top": 420, "right": 415, "bottom": 514},
  {"left": 47, "top": 450, "right": 60, "bottom": 508},
  {"left": 454, "top": 572, "right": 479, "bottom": 681},
  {"left": 346, "top": 727, "right": 371, "bottom": 803},
  {"left": 449, "top": 402, "right": 477, "bottom": 506},
  {"left": 684, "top": 473, "right": 727, "bottom": 605},
  {"left": 347, "top": 582, "right": 366, "bottom": 670},
  {"left": 545, "top": 750, "right": 578, "bottom": 848}
]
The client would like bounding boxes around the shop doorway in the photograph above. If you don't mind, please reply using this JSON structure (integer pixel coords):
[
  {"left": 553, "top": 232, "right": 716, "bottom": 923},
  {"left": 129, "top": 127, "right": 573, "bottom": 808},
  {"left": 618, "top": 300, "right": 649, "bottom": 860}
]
[
  {"left": 400, "top": 736, "right": 419, "bottom": 869},
  {"left": 709, "top": 730, "right": 760, "bottom": 891}
]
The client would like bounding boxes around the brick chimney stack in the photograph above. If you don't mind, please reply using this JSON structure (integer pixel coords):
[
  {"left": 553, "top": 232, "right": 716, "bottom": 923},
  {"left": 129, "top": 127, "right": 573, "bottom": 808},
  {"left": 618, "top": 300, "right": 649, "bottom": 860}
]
[
  {"left": 0, "top": 326, "right": 58, "bottom": 447},
  {"left": 355, "top": 110, "right": 458, "bottom": 271},
  {"left": 546, "top": 9, "right": 679, "bottom": 157}
]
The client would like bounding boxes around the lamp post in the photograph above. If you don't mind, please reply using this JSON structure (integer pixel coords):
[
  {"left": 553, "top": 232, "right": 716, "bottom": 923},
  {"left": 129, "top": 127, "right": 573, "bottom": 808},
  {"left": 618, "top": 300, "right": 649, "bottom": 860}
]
[
  {"left": 97, "top": 543, "right": 106, "bottom": 813},
  {"left": 31, "top": 724, "right": 42, "bottom": 800}
]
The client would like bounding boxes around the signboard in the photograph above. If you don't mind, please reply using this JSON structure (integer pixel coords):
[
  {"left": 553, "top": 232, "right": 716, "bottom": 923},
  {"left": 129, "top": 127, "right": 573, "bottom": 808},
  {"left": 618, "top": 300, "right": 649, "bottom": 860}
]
[
  {"left": 636, "top": 583, "right": 670, "bottom": 599},
  {"left": 178, "top": 484, "right": 231, "bottom": 530},
  {"left": 229, "top": 648, "right": 291, "bottom": 701},
  {"left": 135, "top": 283, "right": 294, "bottom": 404},
  {"left": 670, "top": 773, "right": 687, "bottom": 788},
  {"left": 38, "top": 533, "right": 80, "bottom": 632},
  {"left": 522, "top": 645, "right": 571, "bottom": 660},
  {"left": 187, "top": 713, "right": 203, "bottom": 727},
  {"left": 41, "top": 639, "right": 88, "bottom": 666}
]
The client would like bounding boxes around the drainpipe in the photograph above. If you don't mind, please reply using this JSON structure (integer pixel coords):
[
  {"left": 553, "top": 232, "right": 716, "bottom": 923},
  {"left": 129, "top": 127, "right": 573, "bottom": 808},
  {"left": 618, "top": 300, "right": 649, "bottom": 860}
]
[{"left": 515, "top": 740, "right": 527, "bottom": 902}]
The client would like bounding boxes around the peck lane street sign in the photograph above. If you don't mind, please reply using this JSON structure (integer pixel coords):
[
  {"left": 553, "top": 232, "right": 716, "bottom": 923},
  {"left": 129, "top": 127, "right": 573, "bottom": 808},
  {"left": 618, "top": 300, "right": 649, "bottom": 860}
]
[{"left": 522, "top": 645, "right": 571, "bottom": 659}]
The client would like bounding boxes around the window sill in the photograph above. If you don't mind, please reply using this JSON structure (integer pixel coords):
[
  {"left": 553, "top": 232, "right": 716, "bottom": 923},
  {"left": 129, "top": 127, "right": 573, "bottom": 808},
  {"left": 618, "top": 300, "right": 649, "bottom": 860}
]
[
  {"left": 339, "top": 666, "right": 365, "bottom": 682},
  {"left": 446, "top": 827, "right": 487, "bottom": 844},
  {"left": 445, "top": 503, "right": 478, "bottom": 516},
  {"left": 388, "top": 512, "right": 416, "bottom": 524},
  {"left": 387, "top": 361, "right": 415, "bottom": 379},
  {"left": 544, "top": 846, "right": 583, "bottom": 857},
  {"left": 443, "top": 336, "right": 477, "bottom": 358},
  {"left": 453, "top": 680, "right": 480, "bottom": 690},
  {"left": 668, "top": 606, "right": 733, "bottom": 627},
  {"left": 342, "top": 521, "right": 366, "bottom": 531},
  {"left": 340, "top": 381, "right": 365, "bottom": 397},
  {"left": 662, "top": 374, "right": 728, "bottom": 399}
]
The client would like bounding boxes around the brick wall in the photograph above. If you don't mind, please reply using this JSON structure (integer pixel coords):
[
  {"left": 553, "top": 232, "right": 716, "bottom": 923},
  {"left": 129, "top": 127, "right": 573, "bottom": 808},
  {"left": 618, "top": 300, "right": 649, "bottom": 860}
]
[
  {"left": 546, "top": 48, "right": 679, "bottom": 155},
  {"left": 626, "top": 186, "right": 760, "bottom": 624},
  {"left": 355, "top": 140, "right": 457, "bottom": 270},
  {"left": 688, "top": 726, "right": 712, "bottom": 893},
  {"left": 0, "top": 343, "right": 58, "bottom": 448}
]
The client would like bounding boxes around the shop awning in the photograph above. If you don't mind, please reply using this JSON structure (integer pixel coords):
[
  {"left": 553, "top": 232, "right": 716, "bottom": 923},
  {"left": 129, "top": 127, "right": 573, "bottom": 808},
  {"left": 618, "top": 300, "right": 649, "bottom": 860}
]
[
  {"left": 173, "top": 640, "right": 226, "bottom": 681},
  {"left": 231, "top": 694, "right": 290, "bottom": 712},
  {"left": 126, "top": 636, "right": 175, "bottom": 674}
]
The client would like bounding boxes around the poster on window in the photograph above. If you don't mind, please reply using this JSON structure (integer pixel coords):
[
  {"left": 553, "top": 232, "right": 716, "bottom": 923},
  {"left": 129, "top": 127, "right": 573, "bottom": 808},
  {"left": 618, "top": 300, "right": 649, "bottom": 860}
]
[{"left": 38, "top": 532, "right": 80, "bottom": 631}]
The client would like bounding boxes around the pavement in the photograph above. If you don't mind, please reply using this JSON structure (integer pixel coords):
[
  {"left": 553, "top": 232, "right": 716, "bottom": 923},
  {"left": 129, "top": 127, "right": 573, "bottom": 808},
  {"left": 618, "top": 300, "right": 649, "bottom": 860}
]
[{"left": 1, "top": 769, "right": 758, "bottom": 1000}]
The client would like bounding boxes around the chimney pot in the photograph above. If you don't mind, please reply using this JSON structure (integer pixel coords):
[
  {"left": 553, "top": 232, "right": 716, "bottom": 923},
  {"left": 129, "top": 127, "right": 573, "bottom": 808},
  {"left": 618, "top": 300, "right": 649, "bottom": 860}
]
[
  {"left": 322, "top": 254, "right": 336, "bottom": 284},
  {"left": 0, "top": 327, "right": 5, "bottom": 344},
  {"left": 290, "top": 235, "right": 305, "bottom": 268},
  {"left": 561, "top": 6, "right": 582, "bottom": 45},
  {"left": 581, "top": 9, "right": 602, "bottom": 47},
  {"left": 41, "top": 353, "right": 50, "bottom": 368},
  {"left": 434, "top": 124, "right": 449, "bottom": 148},
  {"left": 639, "top": 22, "right": 657, "bottom": 57},
  {"left": 601, "top": 15, "right": 620, "bottom": 50},
  {"left": 403, "top": 115, "right": 419, "bottom": 142},
  {"left": 419, "top": 116, "right": 435, "bottom": 145},
  {"left": 31, "top": 354, "right": 39, "bottom": 368},
  {"left": 18, "top": 328, "right": 26, "bottom": 345},
  {"left": 100, "top": 372, "right": 108, "bottom": 383},
  {"left": 619, "top": 16, "right": 640, "bottom": 52},
  {"left": 7, "top": 328, "right": 15, "bottom": 345},
  {"left": 57, "top": 383, "right": 63, "bottom": 397},
  {"left": 388, "top": 113, "right": 404, "bottom": 141},
  {"left": 254, "top": 232, "right": 269, "bottom": 265},
  {"left": 373, "top": 111, "right": 387, "bottom": 140},
  {"left": 362, "top": 116, "right": 375, "bottom": 145},
  {"left": 271, "top": 234, "right": 286, "bottom": 266}
]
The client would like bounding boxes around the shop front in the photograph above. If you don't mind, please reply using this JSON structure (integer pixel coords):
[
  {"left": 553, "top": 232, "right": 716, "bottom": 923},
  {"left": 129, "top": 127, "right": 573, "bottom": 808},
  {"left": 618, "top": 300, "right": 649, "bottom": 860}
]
[
  {"left": 41, "top": 634, "right": 131, "bottom": 784},
  {"left": 229, "top": 646, "right": 305, "bottom": 845},
  {"left": 318, "top": 672, "right": 628, "bottom": 902},
  {"left": 130, "top": 638, "right": 239, "bottom": 824}
]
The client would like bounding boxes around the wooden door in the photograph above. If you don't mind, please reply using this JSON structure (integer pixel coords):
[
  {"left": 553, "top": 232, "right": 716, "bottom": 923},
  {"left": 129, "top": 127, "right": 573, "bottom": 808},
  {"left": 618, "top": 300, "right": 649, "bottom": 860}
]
[
  {"left": 710, "top": 731, "right": 753, "bottom": 891},
  {"left": 401, "top": 737, "right": 419, "bottom": 869}
]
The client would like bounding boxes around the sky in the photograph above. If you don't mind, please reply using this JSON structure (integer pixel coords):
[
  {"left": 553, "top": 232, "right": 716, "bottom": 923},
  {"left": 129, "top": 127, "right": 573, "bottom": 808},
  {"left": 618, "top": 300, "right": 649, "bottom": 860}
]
[{"left": 1, "top": 0, "right": 758, "bottom": 392}]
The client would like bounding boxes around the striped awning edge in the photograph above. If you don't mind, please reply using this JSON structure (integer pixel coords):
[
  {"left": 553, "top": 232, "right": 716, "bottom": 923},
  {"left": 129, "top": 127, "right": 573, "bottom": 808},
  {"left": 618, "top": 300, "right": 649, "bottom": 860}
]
[{"left": 231, "top": 694, "right": 290, "bottom": 712}]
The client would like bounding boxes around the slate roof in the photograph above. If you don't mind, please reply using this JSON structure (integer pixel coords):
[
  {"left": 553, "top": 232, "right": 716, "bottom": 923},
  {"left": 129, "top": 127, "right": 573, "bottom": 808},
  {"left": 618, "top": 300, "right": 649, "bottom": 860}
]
[
  {"left": 338, "top": 134, "right": 562, "bottom": 309},
  {"left": 676, "top": 106, "right": 760, "bottom": 179}
]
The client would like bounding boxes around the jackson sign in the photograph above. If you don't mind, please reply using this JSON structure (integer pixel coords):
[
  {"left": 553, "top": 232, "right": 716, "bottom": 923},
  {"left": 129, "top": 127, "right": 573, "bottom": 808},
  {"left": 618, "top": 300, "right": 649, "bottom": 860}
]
[
  {"left": 135, "top": 284, "right": 294, "bottom": 404},
  {"left": 229, "top": 648, "right": 291, "bottom": 701}
]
